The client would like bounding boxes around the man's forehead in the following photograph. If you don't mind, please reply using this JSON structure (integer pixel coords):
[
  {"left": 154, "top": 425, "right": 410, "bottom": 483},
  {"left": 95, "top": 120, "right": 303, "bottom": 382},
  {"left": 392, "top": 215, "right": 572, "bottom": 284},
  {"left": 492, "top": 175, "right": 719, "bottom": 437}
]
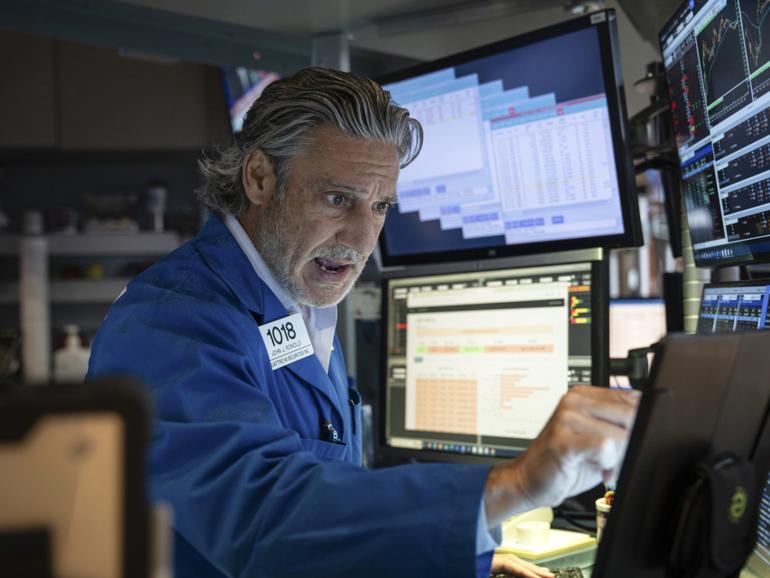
[
  {"left": 308, "top": 175, "right": 398, "bottom": 199},
  {"left": 303, "top": 125, "right": 399, "bottom": 159},
  {"left": 292, "top": 129, "right": 400, "bottom": 181},
  {"left": 312, "top": 180, "right": 366, "bottom": 193}
]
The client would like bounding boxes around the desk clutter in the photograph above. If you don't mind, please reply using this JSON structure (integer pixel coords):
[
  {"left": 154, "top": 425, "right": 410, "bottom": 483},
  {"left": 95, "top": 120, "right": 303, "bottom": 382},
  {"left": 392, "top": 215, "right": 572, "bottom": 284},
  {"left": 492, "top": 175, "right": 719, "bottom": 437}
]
[{"left": 497, "top": 508, "right": 596, "bottom": 570}]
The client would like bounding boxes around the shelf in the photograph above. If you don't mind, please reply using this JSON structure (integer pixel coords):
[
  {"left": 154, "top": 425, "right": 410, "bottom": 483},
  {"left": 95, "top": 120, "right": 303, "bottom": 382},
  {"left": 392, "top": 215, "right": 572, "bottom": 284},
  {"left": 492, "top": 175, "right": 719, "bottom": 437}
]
[
  {"left": 0, "top": 148, "right": 201, "bottom": 165},
  {"left": 0, "top": 232, "right": 181, "bottom": 256},
  {"left": 0, "top": 278, "right": 131, "bottom": 304}
]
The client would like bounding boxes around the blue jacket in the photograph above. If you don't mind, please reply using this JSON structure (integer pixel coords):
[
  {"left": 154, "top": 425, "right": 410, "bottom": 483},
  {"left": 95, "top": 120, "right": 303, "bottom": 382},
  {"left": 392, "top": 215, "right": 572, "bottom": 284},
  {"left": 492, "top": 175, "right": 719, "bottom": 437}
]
[{"left": 88, "top": 215, "right": 494, "bottom": 577}]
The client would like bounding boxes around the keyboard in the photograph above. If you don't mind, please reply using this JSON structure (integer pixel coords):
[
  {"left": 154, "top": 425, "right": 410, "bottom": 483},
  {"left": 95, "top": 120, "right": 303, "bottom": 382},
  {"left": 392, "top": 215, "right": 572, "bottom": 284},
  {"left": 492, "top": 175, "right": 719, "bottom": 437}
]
[
  {"left": 491, "top": 566, "right": 584, "bottom": 578},
  {"left": 552, "top": 568, "right": 585, "bottom": 578}
]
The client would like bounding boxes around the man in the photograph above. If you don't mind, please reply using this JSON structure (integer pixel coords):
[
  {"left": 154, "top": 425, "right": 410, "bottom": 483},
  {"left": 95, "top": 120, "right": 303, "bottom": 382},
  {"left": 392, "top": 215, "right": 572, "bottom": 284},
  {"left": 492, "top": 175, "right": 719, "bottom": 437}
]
[{"left": 87, "top": 67, "right": 638, "bottom": 578}]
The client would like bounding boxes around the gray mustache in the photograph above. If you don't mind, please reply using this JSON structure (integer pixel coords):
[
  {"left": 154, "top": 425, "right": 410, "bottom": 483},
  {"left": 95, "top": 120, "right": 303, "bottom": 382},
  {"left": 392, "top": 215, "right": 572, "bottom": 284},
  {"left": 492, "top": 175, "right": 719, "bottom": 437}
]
[{"left": 314, "top": 245, "right": 365, "bottom": 266}]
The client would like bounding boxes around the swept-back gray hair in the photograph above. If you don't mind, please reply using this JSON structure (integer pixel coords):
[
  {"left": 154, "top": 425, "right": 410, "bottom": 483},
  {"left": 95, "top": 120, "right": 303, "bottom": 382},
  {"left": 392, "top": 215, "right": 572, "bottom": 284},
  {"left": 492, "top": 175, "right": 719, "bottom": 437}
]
[{"left": 197, "top": 67, "right": 423, "bottom": 215}]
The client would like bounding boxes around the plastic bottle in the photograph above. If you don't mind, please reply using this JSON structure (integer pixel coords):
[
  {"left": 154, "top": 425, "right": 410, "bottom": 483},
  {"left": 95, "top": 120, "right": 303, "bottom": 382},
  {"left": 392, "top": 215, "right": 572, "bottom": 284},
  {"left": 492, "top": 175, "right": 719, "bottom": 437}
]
[{"left": 53, "top": 325, "right": 91, "bottom": 383}]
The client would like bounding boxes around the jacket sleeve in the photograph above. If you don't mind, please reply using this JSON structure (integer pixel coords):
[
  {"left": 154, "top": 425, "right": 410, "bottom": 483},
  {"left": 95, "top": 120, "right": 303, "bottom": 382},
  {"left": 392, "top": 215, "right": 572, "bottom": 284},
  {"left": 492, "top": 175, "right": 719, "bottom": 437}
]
[{"left": 87, "top": 292, "right": 494, "bottom": 578}]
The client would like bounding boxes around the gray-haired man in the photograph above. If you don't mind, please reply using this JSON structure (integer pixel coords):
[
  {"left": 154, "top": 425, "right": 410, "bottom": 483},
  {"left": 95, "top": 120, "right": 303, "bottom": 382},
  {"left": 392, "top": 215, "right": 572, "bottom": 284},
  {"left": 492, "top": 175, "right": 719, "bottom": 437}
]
[{"left": 88, "top": 67, "right": 638, "bottom": 578}]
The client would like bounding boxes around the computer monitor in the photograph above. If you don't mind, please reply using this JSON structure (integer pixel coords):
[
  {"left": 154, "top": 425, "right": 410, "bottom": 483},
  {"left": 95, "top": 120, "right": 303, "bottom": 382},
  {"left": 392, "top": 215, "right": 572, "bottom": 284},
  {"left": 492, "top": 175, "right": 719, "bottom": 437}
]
[
  {"left": 697, "top": 279, "right": 770, "bottom": 578},
  {"left": 0, "top": 378, "right": 151, "bottom": 578},
  {"left": 594, "top": 331, "right": 770, "bottom": 578},
  {"left": 609, "top": 299, "right": 667, "bottom": 387},
  {"left": 697, "top": 281, "right": 770, "bottom": 334},
  {"left": 609, "top": 298, "right": 667, "bottom": 358},
  {"left": 376, "top": 10, "right": 641, "bottom": 267},
  {"left": 377, "top": 250, "right": 608, "bottom": 465},
  {"left": 660, "top": 0, "right": 770, "bottom": 267},
  {"left": 221, "top": 67, "right": 280, "bottom": 133}
]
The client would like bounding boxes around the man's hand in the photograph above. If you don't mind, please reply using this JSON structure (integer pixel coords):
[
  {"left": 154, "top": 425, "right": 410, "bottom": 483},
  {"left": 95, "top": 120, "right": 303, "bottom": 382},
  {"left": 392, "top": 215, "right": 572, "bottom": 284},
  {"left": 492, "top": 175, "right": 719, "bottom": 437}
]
[
  {"left": 484, "top": 386, "right": 640, "bottom": 527},
  {"left": 490, "top": 553, "right": 554, "bottom": 578}
]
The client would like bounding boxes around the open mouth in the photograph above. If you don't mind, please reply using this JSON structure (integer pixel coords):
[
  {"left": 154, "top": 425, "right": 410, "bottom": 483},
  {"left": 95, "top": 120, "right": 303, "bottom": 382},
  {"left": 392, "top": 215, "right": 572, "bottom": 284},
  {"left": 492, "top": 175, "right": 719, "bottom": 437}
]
[{"left": 314, "top": 257, "right": 351, "bottom": 276}]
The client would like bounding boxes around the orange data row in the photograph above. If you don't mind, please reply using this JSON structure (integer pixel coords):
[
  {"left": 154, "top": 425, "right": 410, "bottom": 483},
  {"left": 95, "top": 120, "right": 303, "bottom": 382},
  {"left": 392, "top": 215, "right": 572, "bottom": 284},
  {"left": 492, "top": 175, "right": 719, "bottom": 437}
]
[
  {"left": 414, "top": 325, "right": 553, "bottom": 337},
  {"left": 417, "top": 344, "right": 555, "bottom": 353},
  {"left": 413, "top": 377, "right": 552, "bottom": 433},
  {"left": 415, "top": 378, "right": 477, "bottom": 433}
]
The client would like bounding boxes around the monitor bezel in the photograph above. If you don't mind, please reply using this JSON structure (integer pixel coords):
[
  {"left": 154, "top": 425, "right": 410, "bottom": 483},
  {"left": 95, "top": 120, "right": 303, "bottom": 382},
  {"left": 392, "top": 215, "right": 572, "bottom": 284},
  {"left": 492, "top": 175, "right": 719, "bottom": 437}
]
[
  {"left": 375, "top": 248, "right": 609, "bottom": 467},
  {"left": 698, "top": 278, "right": 770, "bottom": 310},
  {"left": 375, "top": 9, "right": 642, "bottom": 268},
  {"left": 699, "top": 278, "right": 770, "bottom": 295}
]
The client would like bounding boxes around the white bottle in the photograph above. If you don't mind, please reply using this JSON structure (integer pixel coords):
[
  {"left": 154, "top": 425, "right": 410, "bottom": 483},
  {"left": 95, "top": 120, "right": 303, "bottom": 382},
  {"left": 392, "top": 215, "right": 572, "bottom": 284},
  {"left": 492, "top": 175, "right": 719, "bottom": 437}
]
[{"left": 53, "top": 325, "right": 91, "bottom": 383}]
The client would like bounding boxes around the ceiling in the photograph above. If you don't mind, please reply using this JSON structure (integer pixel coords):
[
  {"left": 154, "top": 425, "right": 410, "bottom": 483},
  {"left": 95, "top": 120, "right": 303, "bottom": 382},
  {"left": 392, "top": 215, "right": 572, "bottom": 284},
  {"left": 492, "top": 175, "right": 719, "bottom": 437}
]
[
  {"left": 109, "top": 0, "right": 682, "bottom": 114},
  {"left": 113, "top": 0, "right": 681, "bottom": 51},
  {"left": 1, "top": 0, "right": 682, "bottom": 113}
]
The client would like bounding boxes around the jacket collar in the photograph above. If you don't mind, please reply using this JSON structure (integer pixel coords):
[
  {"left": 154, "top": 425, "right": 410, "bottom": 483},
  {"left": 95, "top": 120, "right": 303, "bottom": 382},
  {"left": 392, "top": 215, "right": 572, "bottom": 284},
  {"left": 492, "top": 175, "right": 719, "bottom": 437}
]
[
  {"left": 193, "top": 214, "right": 272, "bottom": 317},
  {"left": 193, "top": 214, "right": 344, "bottom": 419}
]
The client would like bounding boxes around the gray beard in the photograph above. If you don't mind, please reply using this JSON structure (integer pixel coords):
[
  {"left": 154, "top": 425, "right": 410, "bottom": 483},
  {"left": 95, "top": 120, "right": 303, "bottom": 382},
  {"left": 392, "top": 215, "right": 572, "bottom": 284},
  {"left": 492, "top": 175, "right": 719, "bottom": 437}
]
[{"left": 253, "top": 202, "right": 364, "bottom": 307}]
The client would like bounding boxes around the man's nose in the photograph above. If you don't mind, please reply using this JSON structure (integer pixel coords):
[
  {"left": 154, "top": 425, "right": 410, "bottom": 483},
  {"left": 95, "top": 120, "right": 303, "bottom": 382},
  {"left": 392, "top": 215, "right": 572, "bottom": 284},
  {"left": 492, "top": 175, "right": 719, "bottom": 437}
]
[{"left": 336, "top": 206, "right": 379, "bottom": 256}]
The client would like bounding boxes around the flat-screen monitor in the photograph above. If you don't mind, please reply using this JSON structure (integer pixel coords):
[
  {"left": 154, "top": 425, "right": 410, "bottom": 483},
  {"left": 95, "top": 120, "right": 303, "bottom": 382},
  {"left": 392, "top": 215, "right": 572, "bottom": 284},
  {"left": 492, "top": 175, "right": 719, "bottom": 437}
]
[
  {"left": 221, "top": 67, "right": 281, "bottom": 133},
  {"left": 697, "top": 279, "right": 770, "bottom": 578},
  {"left": 0, "top": 379, "right": 150, "bottom": 578},
  {"left": 377, "top": 251, "right": 608, "bottom": 465},
  {"left": 697, "top": 280, "right": 770, "bottom": 334},
  {"left": 609, "top": 298, "right": 667, "bottom": 357},
  {"left": 593, "top": 331, "right": 770, "bottom": 578},
  {"left": 609, "top": 299, "right": 667, "bottom": 387},
  {"left": 660, "top": 0, "right": 770, "bottom": 267},
  {"left": 376, "top": 10, "right": 641, "bottom": 267}
]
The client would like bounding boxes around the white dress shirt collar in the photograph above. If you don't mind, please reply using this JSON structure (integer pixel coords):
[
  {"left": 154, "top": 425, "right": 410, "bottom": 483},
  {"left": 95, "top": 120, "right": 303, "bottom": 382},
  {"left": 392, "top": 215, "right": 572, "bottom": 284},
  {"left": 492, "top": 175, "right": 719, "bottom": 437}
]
[{"left": 224, "top": 214, "right": 338, "bottom": 372}]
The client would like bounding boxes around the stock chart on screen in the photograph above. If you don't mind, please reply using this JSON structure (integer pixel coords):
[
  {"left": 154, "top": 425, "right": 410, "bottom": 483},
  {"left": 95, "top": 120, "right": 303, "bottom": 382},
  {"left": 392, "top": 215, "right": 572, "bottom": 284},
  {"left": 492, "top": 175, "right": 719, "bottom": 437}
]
[{"left": 661, "top": 0, "right": 770, "bottom": 265}]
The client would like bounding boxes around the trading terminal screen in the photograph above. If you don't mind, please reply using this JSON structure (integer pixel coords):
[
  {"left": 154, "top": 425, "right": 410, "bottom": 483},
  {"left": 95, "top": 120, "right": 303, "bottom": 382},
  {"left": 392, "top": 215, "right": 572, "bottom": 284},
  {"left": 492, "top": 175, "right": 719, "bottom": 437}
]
[
  {"left": 661, "top": 0, "right": 770, "bottom": 266},
  {"left": 377, "top": 11, "right": 639, "bottom": 266},
  {"left": 696, "top": 280, "right": 770, "bottom": 574},
  {"left": 381, "top": 261, "right": 596, "bottom": 459},
  {"left": 697, "top": 281, "right": 770, "bottom": 332}
]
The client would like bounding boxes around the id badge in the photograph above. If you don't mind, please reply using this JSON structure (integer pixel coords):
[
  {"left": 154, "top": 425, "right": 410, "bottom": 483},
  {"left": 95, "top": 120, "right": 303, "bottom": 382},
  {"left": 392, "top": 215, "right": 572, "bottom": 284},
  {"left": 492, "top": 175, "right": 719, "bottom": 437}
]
[{"left": 259, "top": 312, "right": 314, "bottom": 370}]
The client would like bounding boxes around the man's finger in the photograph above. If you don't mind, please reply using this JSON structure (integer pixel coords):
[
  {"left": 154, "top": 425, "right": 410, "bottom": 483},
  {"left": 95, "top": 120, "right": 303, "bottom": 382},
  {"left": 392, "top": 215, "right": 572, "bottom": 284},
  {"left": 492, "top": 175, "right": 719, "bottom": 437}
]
[
  {"left": 561, "top": 386, "right": 640, "bottom": 430},
  {"left": 493, "top": 553, "right": 555, "bottom": 578}
]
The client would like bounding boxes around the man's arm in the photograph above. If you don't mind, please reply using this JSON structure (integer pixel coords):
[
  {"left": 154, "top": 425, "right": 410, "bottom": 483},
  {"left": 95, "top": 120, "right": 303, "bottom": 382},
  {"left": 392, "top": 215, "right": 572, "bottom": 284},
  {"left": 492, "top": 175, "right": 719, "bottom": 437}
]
[{"left": 484, "top": 385, "right": 640, "bottom": 527}]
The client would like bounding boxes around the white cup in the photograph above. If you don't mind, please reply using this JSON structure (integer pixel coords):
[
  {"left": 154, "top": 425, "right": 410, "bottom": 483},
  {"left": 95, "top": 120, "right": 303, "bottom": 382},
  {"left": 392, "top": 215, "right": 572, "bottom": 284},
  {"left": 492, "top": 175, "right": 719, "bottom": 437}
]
[
  {"left": 595, "top": 497, "right": 612, "bottom": 542},
  {"left": 515, "top": 520, "right": 550, "bottom": 546}
]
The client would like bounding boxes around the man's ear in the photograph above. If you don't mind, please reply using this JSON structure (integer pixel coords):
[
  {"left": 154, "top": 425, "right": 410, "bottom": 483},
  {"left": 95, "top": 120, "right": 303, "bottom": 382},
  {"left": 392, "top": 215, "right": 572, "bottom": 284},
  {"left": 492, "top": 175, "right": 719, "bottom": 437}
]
[{"left": 242, "top": 149, "right": 276, "bottom": 206}]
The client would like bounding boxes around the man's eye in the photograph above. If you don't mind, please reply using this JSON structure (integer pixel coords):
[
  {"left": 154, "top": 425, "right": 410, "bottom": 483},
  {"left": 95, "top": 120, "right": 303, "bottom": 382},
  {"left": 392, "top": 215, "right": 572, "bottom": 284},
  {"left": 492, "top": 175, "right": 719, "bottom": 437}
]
[
  {"left": 373, "top": 201, "right": 393, "bottom": 216},
  {"left": 327, "top": 194, "right": 347, "bottom": 207}
]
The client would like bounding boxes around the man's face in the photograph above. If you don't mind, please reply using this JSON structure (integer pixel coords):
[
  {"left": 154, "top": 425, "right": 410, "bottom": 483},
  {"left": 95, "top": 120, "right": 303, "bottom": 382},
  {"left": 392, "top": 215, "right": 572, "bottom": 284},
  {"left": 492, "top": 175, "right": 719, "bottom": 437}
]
[{"left": 243, "top": 125, "right": 400, "bottom": 307}]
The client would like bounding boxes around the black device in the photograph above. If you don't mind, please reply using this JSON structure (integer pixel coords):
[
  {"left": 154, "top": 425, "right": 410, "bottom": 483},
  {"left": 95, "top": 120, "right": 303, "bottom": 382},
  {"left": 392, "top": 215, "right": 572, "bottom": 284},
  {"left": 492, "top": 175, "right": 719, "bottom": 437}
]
[
  {"left": 663, "top": 272, "right": 685, "bottom": 333},
  {"left": 0, "top": 378, "right": 151, "bottom": 578},
  {"left": 593, "top": 331, "right": 770, "bottom": 578},
  {"left": 376, "top": 249, "right": 608, "bottom": 467},
  {"left": 697, "top": 278, "right": 770, "bottom": 578},
  {"left": 660, "top": 0, "right": 770, "bottom": 267},
  {"left": 376, "top": 10, "right": 641, "bottom": 267}
]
